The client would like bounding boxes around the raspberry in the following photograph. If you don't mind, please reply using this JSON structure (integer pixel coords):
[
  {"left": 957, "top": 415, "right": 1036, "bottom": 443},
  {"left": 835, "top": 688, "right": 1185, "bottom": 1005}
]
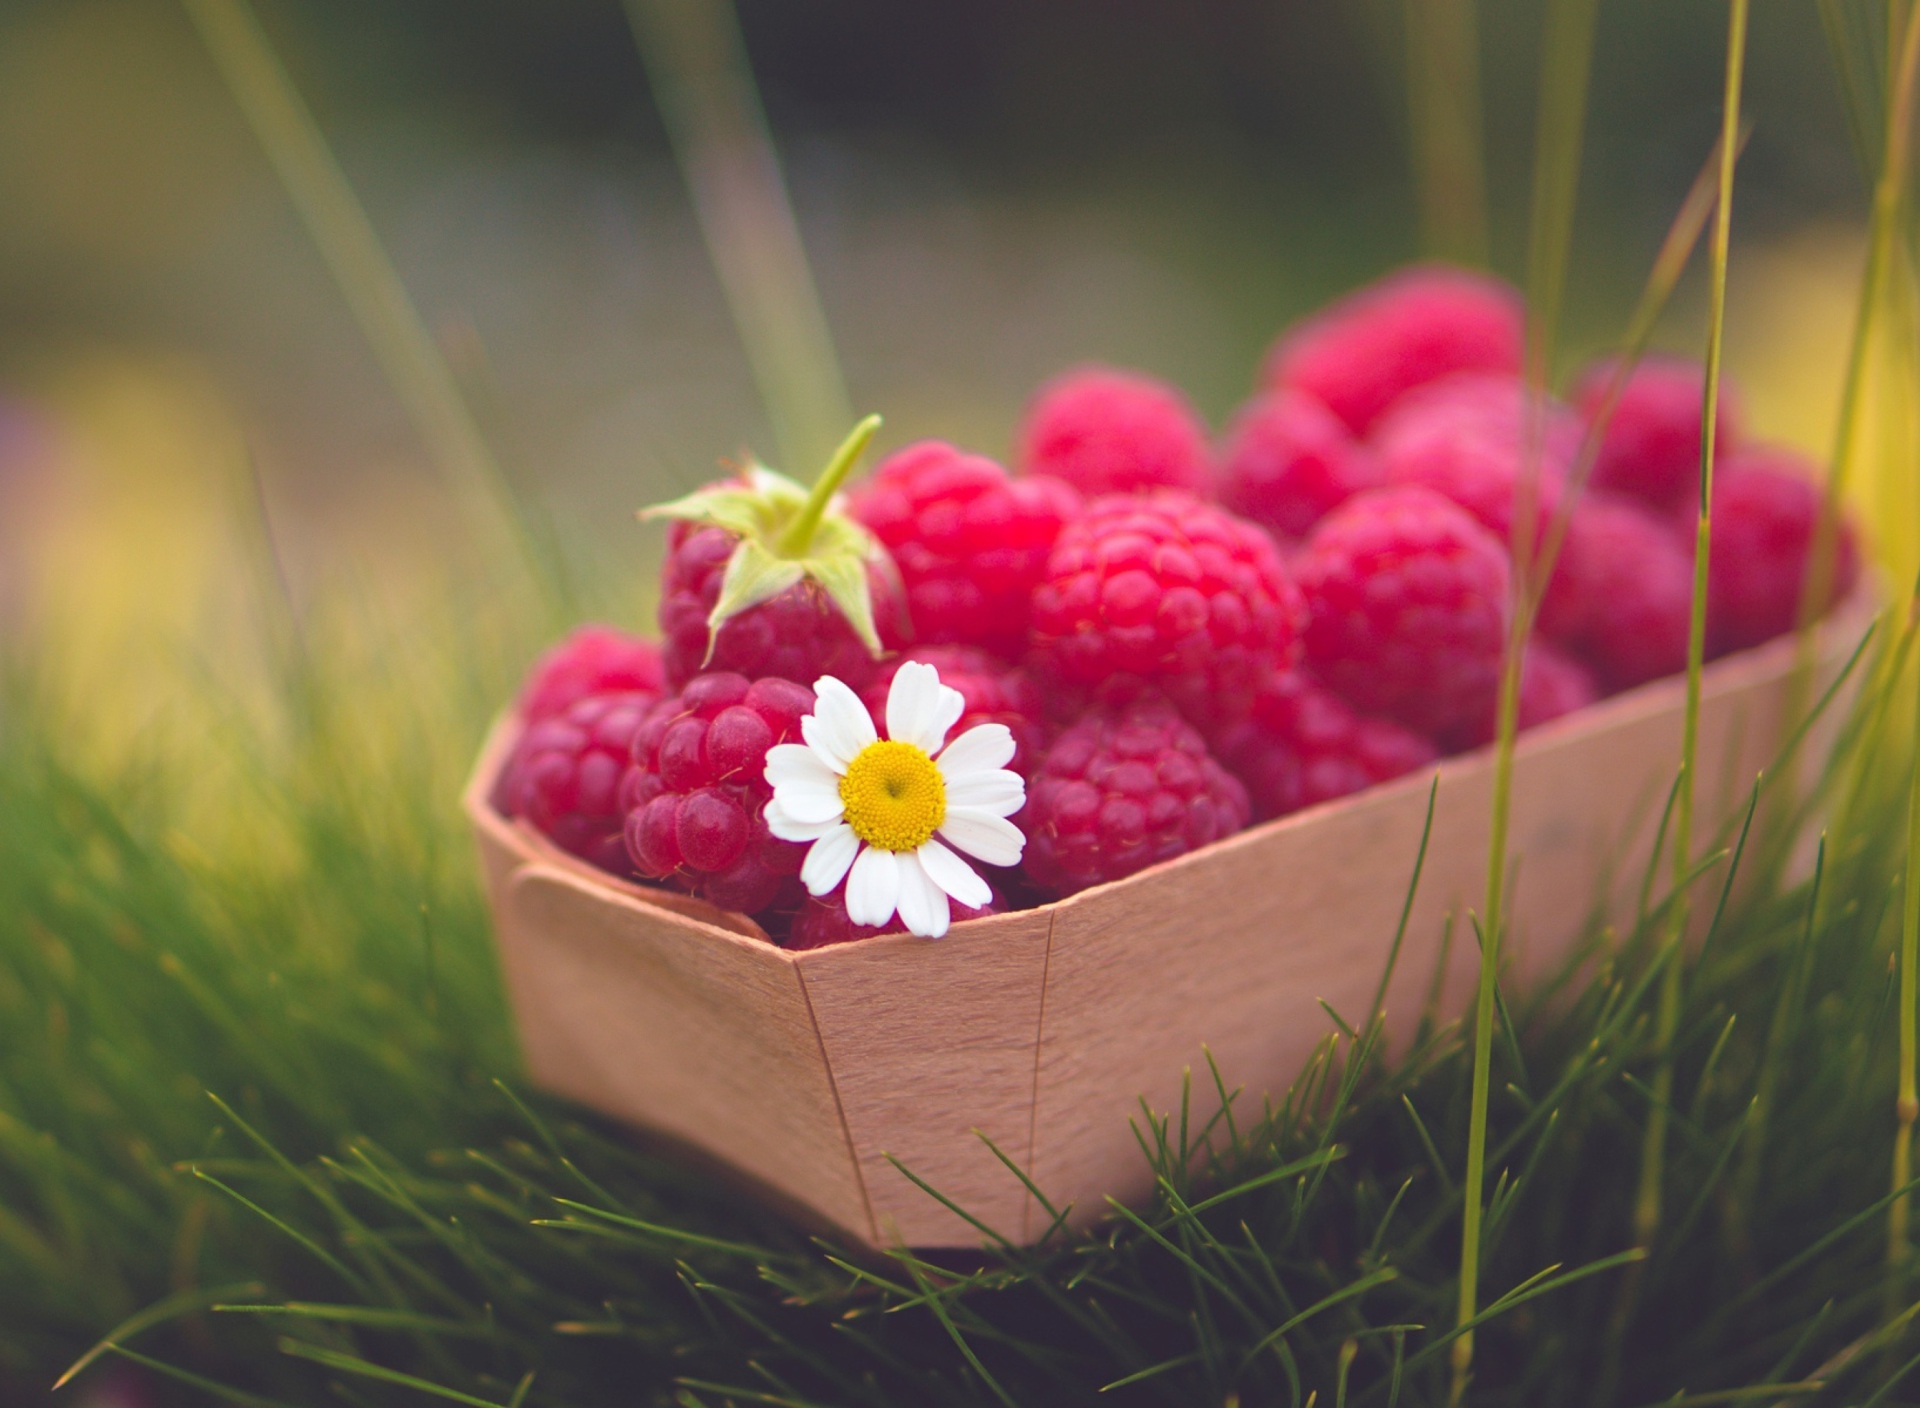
[
  {"left": 1264, "top": 264, "right": 1525, "bottom": 434},
  {"left": 847, "top": 441, "right": 1081, "bottom": 654},
  {"left": 658, "top": 520, "right": 907, "bottom": 691},
  {"left": 1214, "top": 670, "right": 1437, "bottom": 821},
  {"left": 1695, "top": 448, "right": 1859, "bottom": 655},
  {"left": 785, "top": 884, "right": 1001, "bottom": 950},
  {"left": 1573, "top": 353, "right": 1740, "bottom": 511},
  {"left": 516, "top": 626, "right": 664, "bottom": 723},
  {"left": 1297, "top": 486, "right": 1512, "bottom": 736},
  {"left": 1539, "top": 493, "right": 1693, "bottom": 692},
  {"left": 623, "top": 673, "right": 815, "bottom": 915},
  {"left": 1028, "top": 491, "right": 1308, "bottom": 732},
  {"left": 1020, "top": 697, "right": 1250, "bottom": 898},
  {"left": 1017, "top": 366, "right": 1212, "bottom": 498},
  {"left": 502, "top": 691, "right": 656, "bottom": 874},
  {"left": 1373, "top": 373, "right": 1575, "bottom": 546},
  {"left": 861, "top": 645, "right": 1049, "bottom": 775},
  {"left": 1215, "top": 388, "right": 1384, "bottom": 541},
  {"left": 1440, "top": 638, "right": 1600, "bottom": 752}
]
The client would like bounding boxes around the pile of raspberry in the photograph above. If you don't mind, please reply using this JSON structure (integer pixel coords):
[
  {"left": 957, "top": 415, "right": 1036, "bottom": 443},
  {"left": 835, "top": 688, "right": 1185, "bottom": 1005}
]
[{"left": 497, "top": 264, "right": 1860, "bottom": 947}]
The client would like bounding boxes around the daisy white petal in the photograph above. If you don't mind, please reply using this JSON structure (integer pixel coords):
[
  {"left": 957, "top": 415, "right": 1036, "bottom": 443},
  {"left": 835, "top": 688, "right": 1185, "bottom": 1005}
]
[
  {"left": 937, "top": 807, "right": 1026, "bottom": 868},
  {"left": 765, "top": 765, "right": 845, "bottom": 825},
  {"left": 917, "top": 837, "right": 993, "bottom": 910},
  {"left": 765, "top": 797, "right": 842, "bottom": 843},
  {"left": 765, "top": 742, "right": 845, "bottom": 798},
  {"left": 896, "top": 854, "right": 951, "bottom": 938},
  {"left": 799, "top": 823, "right": 861, "bottom": 896},
  {"left": 845, "top": 845, "right": 901, "bottom": 927},
  {"left": 887, "top": 660, "right": 966, "bottom": 754},
  {"left": 935, "top": 722, "right": 1015, "bottom": 777},
  {"left": 942, "top": 768, "right": 1025, "bottom": 817},
  {"left": 803, "top": 676, "right": 876, "bottom": 771}
]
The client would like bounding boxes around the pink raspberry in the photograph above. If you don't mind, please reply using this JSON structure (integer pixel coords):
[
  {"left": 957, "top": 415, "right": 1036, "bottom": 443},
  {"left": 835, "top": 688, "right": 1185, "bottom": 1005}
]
[
  {"left": 1296, "top": 486, "right": 1512, "bottom": 736},
  {"left": 861, "top": 645, "right": 1049, "bottom": 775},
  {"left": 658, "top": 520, "right": 908, "bottom": 691},
  {"left": 1215, "top": 388, "right": 1384, "bottom": 541},
  {"left": 785, "top": 884, "right": 1001, "bottom": 950},
  {"left": 502, "top": 691, "right": 656, "bottom": 874},
  {"left": 1539, "top": 493, "right": 1693, "bottom": 692},
  {"left": 1440, "top": 638, "right": 1600, "bottom": 752},
  {"left": 623, "top": 672, "right": 815, "bottom": 915},
  {"left": 1264, "top": 264, "right": 1525, "bottom": 434},
  {"left": 847, "top": 441, "right": 1081, "bottom": 655},
  {"left": 1214, "top": 670, "right": 1437, "bottom": 822},
  {"left": 1028, "top": 491, "right": 1308, "bottom": 732},
  {"left": 516, "top": 626, "right": 663, "bottom": 723},
  {"left": 1573, "top": 353, "right": 1741, "bottom": 511},
  {"left": 1695, "top": 448, "right": 1859, "bottom": 655},
  {"left": 1016, "top": 366, "right": 1212, "bottom": 498},
  {"left": 1020, "top": 698, "right": 1250, "bottom": 898}
]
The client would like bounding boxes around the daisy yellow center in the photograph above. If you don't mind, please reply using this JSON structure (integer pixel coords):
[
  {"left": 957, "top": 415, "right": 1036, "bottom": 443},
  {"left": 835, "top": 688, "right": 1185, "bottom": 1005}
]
[{"left": 839, "top": 740, "right": 946, "bottom": 852}]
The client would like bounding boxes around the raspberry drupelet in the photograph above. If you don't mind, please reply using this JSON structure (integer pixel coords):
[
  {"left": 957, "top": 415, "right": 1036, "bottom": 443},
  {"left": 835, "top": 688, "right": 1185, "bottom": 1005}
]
[
  {"left": 1573, "top": 353, "right": 1741, "bottom": 512},
  {"left": 1295, "top": 486, "right": 1512, "bottom": 737},
  {"left": 1264, "top": 264, "right": 1525, "bottom": 435},
  {"left": 1019, "top": 697, "right": 1250, "bottom": 898},
  {"left": 502, "top": 690, "right": 657, "bottom": 874},
  {"left": 861, "top": 645, "right": 1050, "bottom": 776},
  {"left": 785, "top": 884, "right": 1001, "bottom": 950},
  {"left": 1538, "top": 493, "right": 1693, "bottom": 692},
  {"left": 1213, "top": 670, "right": 1437, "bottom": 822},
  {"left": 846, "top": 440, "right": 1081, "bottom": 655},
  {"left": 1439, "top": 638, "right": 1600, "bottom": 752},
  {"left": 1215, "top": 388, "right": 1384, "bottom": 541},
  {"left": 1016, "top": 366, "right": 1213, "bottom": 498},
  {"left": 623, "top": 673, "right": 815, "bottom": 916},
  {"left": 1027, "top": 491, "right": 1308, "bottom": 732},
  {"left": 516, "top": 626, "right": 664, "bottom": 724}
]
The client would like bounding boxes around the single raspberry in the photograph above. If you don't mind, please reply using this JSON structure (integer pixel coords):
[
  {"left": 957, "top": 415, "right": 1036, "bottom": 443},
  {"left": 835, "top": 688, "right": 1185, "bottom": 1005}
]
[
  {"left": 785, "top": 883, "right": 1001, "bottom": 950},
  {"left": 1573, "top": 353, "right": 1741, "bottom": 511},
  {"left": 623, "top": 673, "right": 815, "bottom": 915},
  {"left": 1695, "top": 448, "right": 1859, "bottom": 655},
  {"left": 516, "top": 626, "right": 664, "bottom": 723},
  {"left": 502, "top": 690, "right": 656, "bottom": 874},
  {"left": 1016, "top": 366, "right": 1212, "bottom": 498},
  {"left": 1297, "top": 486, "right": 1512, "bottom": 736},
  {"left": 1215, "top": 388, "right": 1384, "bottom": 541},
  {"left": 1020, "top": 697, "right": 1250, "bottom": 898},
  {"left": 1440, "top": 638, "right": 1600, "bottom": 752},
  {"left": 1373, "top": 373, "right": 1574, "bottom": 547},
  {"left": 1214, "top": 670, "right": 1437, "bottom": 822},
  {"left": 1539, "top": 493, "right": 1693, "bottom": 692},
  {"left": 861, "top": 645, "right": 1049, "bottom": 775},
  {"left": 1264, "top": 264, "right": 1525, "bottom": 435},
  {"left": 1028, "top": 491, "right": 1308, "bottom": 732},
  {"left": 847, "top": 441, "right": 1081, "bottom": 654}
]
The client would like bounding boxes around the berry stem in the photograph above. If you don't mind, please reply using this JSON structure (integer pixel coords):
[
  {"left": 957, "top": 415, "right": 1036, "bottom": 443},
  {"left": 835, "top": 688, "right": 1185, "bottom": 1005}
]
[{"left": 778, "top": 414, "right": 882, "bottom": 557}]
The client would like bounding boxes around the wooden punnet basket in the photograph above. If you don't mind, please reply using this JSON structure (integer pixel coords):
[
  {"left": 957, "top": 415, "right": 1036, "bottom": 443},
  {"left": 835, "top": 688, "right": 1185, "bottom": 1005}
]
[{"left": 467, "top": 595, "right": 1873, "bottom": 1251}]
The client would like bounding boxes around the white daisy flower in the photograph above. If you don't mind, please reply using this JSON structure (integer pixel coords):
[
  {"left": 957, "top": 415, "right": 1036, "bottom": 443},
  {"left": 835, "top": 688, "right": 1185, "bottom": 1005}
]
[{"left": 763, "top": 661, "right": 1026, "bottom": 938}]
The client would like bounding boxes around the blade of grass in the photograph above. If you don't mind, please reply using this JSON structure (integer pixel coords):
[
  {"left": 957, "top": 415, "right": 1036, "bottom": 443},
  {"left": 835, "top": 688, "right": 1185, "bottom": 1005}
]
[{"left": 1404, "top": 0, "right": 1488, "bottom": 265}]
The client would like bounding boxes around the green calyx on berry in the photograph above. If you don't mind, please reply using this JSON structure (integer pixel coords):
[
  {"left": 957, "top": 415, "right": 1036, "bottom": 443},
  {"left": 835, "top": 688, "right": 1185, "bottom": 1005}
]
[{"left": 642, "top": 415, "right": 890, "bottom": 662}]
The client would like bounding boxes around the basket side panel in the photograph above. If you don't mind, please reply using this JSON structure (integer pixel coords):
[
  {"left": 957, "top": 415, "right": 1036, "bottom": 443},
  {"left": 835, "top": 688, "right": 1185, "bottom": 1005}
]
[
  {"left": 501, "top": 865, "right": 871, "bottom": 1241},
  {"left": 797, "top": 908, "right": 1053, "bottom": 1248}
]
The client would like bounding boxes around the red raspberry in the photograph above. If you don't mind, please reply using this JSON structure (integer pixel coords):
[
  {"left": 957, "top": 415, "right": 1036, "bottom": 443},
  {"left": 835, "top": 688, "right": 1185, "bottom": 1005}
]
[
  {"left": 1695, "top": 448, "right": 1859, "bottom": 655},
  {"left": 847, "top": 441, "right": 1081, "bottom": 654},
  {"left": 1028, "top": 491, "right": 1308, "bottom": 732},
  {"left": 1016, "top": 366, "right": 1212, "bottom": 498},
  {"left": 516, "top": 626, "right": 663, "bottom": 723},
  {"left": 1539, "top": 493, "right": 1693, "bottom": 692},
  {"left": 623, "top": 673, "right": 815, "bottom": 915},
  {"left": 861, "top": 645, "right": 1049, "bottom": 775},
  {"left": 1440, "top": 638, "right": 1600, "bottom": 752},
  {"left": 1020, "top": 697, "right": 1250, "bottom": 898},
  {"left": 785, "top": 884, "right": 1001, "bottom": 950},
  {"left": 1215, "top": 388, "right": 1384, "bottom": 541},
  {"left": 1214, "top": 670, "right": 1437, "bottom": 822},
  {"left": 1264, "top": 264, "right": 1525, "bottom": 435},
  {"left": 502, "top": 691, "right": 655, "bottom": 874},
  {"left": 1297, "top": 486, "right": 1512, "bottom": 736},
  {"left": 1573, "top": 353, "right": 1741, "bottom": 511},
  {"left": 658, "top": 520, "right": 908, "bottom": 691}
]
